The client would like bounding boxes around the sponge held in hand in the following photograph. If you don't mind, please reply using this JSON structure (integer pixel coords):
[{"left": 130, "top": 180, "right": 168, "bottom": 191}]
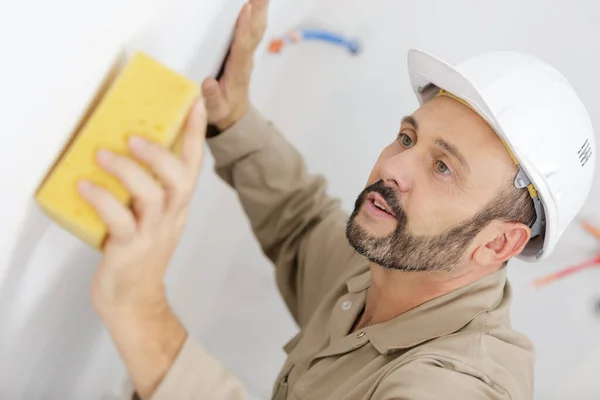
[{"left": 35, "top": 51, "right": 200, "bottom": 249}]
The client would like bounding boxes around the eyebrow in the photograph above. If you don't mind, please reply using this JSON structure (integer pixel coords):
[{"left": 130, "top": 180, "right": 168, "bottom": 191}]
[
  {"left": 435, "top": 138, "right": 471, "bottom": 173},
  {"left": 401, "top": 115, "right": 419, "bottom": 131}
]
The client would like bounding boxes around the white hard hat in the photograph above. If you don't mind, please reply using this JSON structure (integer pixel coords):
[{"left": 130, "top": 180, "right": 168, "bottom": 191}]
[{"left": 407, "top": 49, "right": 596, "bottom": 262}]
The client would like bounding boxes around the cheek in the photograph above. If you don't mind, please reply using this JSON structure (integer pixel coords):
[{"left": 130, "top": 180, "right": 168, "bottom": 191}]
[
  {"left": 404, "top": 186, "right": 475, "bottom": 236},
  {"left": 402, "top": 191, "right": 438, "bottom": 235}
]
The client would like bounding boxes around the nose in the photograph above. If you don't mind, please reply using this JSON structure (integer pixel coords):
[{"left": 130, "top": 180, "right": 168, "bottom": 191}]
[{"left": 379, "top": 151, "right": 415, "bottom": 193}]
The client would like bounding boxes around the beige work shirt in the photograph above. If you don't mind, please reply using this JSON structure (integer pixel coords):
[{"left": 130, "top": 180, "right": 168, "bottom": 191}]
[{"left": 140, "top": 106, "right": 535, "bottom": 400}]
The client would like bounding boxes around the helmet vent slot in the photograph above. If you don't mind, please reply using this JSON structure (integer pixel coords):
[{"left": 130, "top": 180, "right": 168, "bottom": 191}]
[{"left": 578, "top": 138, "right": 592, "bottom": 167}]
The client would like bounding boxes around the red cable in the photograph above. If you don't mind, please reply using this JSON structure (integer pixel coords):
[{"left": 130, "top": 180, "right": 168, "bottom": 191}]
[{"left": 532, "top": 254, "right": 600, "bottom": 288}]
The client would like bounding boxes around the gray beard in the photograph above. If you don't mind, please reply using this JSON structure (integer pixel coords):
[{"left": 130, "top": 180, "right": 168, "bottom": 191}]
[{"left": 345, "top": 180, "right": 496, "bottom": 272}]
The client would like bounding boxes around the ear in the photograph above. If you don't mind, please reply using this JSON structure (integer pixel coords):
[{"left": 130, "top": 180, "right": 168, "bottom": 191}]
[{"left": 472, "top": 222, "right": 531, "bottom": 266}]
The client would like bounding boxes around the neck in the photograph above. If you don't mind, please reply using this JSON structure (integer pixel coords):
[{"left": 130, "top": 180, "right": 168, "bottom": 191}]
[{"left": 352, "top": 262, "right": 500, "bottom": 332}]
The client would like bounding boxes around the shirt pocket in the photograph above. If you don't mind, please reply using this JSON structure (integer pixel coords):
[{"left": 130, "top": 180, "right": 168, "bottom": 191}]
[
  {"left": 272, "top": 332, "right": 304, "bottom": 400},
  {"left": 272, "top": 358, "right": 296, "bottom": 400}
]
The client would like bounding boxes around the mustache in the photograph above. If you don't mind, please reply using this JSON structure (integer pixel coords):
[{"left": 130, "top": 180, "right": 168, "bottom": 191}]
[{"left": 355, "top": 180, "right": 404, "bottom": 219}]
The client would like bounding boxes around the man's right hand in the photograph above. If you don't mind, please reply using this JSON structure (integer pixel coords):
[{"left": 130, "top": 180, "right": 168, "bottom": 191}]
[{"left": 202, "top": 0, "right": 269, "bottom": 131}]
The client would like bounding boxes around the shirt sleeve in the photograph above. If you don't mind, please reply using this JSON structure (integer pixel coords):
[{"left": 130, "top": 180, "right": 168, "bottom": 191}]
[
  {"left": 371, "top": 358, "right": 511, "bottom": 400},
  {"left": 207, "top": 105, "right": 360, "bottom": 327},
  {"left": 128, "top": 335, "right": 247, "bottom": 400}
]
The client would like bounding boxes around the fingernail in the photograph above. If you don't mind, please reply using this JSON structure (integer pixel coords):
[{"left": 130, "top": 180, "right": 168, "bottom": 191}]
[
  {"left": 202, "top": 79, "right": 218, "bottom": 93},
  {"left": 97, "top": 149, "right": 113, "bottom": 162},
  {"left": 77, "top": 179, "right": 92, "bottom": 193},
  {"left": 129, "top": 136, "right": 146, "bottom": 149},
  {"left": 190, "top": 98, "right": 206, "bottom": 119}
]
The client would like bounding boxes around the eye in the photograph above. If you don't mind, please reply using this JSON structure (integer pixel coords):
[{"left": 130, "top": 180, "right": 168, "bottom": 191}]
[
  {"left": 435, "top": 160, "right": 451, "bottom": 175},
  {"left": 399, "top": 133, "right": 414, "bottom": 148}
]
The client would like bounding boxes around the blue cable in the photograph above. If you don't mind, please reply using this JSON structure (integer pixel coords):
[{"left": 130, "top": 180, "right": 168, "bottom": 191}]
[{"left": 298, "top": 29, "right": 361, "bottom": 54}]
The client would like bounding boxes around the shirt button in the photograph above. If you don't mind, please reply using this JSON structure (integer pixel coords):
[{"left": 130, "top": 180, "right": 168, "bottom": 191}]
[
  {"left": 341, "top": 300, "right": 353, "bottom": 311},
  {"left": 357, "top": 331, "right": 366, "bottom": 339}
]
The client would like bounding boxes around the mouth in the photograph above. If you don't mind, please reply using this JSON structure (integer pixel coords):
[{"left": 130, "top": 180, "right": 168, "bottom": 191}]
[{"left": 365, "top": 192, "right": 396, "bottom": 218}]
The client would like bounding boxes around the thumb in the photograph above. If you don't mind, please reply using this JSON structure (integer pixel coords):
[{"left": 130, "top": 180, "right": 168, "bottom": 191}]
[{"left": 201, "top": 78, "right": 229, "bottom": 123}]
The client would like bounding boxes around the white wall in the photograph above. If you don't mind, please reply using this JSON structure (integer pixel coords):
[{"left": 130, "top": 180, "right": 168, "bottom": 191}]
[{"left": 1, "top": 0, "right": 599, "bottom": 399}]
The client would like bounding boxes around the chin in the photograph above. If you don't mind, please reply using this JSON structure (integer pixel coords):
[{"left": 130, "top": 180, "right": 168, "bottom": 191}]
[{"left": 356, "top": 219, "right": 395, "bottom": 239}]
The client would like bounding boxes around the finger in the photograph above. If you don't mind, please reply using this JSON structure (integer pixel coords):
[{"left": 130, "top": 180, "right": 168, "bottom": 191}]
[
  {"left": 127, "top": 136, "right": 189, "bottom": 203},
  {"left": 96, "top": 149, "right": 165, "bottom": 225},
  {"left": 202, "top": 78, "right": 229, "bottom": 122},
  {"left": 249, "top": 0, "right": 269, "bottom": 42},
  {"left": 226, "top": 2, "right": 254, "bottom": 86},
  {"left": 77, "top": 179, "right": 136, "bottom": 242},
  {"left": 181, "top": 98, "right": 208, "bottom": 173}
]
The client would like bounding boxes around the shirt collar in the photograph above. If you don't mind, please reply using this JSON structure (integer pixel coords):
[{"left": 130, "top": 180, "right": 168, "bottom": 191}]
[
  {"left": 345, "top": 267, "right": 508, "bottom": 354},
  {"left": 346, "top": 268, "right": 372, "bottom": 293}
]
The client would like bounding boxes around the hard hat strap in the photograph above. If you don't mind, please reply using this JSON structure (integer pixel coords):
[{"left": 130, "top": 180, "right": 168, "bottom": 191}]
[{"left": 511, "top": 163, "right": 546, "bottom": 239}]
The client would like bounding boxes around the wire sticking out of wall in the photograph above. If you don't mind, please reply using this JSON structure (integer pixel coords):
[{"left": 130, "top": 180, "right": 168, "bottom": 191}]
[
  {"left": 268, "top": 29, "right": 361, "bottom": 55},
  {"left": 532, "top": 255, "right": 600, "bottom": 288}
]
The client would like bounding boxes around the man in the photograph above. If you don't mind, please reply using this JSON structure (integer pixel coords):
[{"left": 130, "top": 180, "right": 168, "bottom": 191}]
[{"left": 82, "top": 0, "right": 596, "bottom": 399}]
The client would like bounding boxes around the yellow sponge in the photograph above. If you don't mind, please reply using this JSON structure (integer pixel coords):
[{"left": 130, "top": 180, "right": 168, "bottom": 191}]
[{"left": 35, "top": 51, "right": 200, "bottom": 249}]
